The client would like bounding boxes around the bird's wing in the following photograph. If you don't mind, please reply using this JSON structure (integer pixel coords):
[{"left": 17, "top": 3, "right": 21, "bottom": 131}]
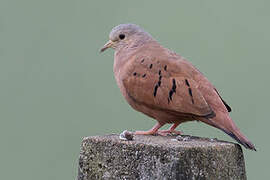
[{"left": 122, "top": 55, "right": 215, "bottom": 118}]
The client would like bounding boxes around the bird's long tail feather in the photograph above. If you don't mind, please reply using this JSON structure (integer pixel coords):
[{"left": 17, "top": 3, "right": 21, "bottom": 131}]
[
  {"left": 222, "top": 128, "right": 256, "bottom": 151},
  {"left": 198, "top": 117, "right": 256, "bottom": 151}
]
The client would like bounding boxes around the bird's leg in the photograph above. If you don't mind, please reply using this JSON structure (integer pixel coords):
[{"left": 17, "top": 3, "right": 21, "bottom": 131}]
[
  {"left": 135, "top": 122, "right": 165, "bottom": 135},
  {"left": 157, "top": 122, "right": 182, "bottom": 136}
]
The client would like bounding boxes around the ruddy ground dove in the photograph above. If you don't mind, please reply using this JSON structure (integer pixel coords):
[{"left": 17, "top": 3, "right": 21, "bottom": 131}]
[{"left": 100, "top": 24, "right": 256, "bottom": 150}]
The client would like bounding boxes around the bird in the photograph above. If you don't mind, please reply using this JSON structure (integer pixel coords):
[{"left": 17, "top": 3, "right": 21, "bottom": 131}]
[{"left": 100, "top": 23, "right": 256, "bottom": 150}]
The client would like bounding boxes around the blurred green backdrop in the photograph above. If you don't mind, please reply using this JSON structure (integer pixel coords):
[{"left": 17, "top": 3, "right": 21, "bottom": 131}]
[{"left": 0, "top": 0, "right": 269, "bottom": 179}]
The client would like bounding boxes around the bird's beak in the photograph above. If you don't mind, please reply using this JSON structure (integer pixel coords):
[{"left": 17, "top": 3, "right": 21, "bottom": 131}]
[{"left": 100, "top": 40, "right": 114, "bottom": 53}]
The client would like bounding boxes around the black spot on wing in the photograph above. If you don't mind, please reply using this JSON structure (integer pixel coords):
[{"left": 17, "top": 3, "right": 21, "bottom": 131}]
[
  {"left": 149, "top": 64, "right": 153, "bottom": 69},
  {"left": 185, "top": 79, "right": 190, "bottom": 87},
  {"left": 153, "top": 84, "right": 159, "bottom": 97},
  {"left": 158, "top": 80, "right": 161, "bottom": 86},
  {"left": 188, "top": 88, "right": 193, "bottom": 97},
  {"left": 168, "top": 78, "right": 177, "bottom": 103},
  {"left": 158, "top": 70, "right": 162, "bottom": 86},
  {"left": 133, "top": 72, "right": 137, "bottom": 76},
  {"left": 172, "top": 79, "right": 176, "bottom": 91},
  {"left": 142, "top": 74, "right": 146, "bottom": 78},
  {"left": 164, "top": 65, "right": 167, "bottom": 71},
  {"left": 169, "top": 90, "right": 174, "bottom": 101},
  {"left": 188, "top": 88, "right": 194, "bottom": 104},
  {"left": 153, "top": 71, "right": 162, "bottom": 97}
]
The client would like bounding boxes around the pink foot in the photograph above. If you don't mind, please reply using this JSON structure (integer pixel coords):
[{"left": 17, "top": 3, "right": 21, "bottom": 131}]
[
  {"left": 134, "top": 122, "right": 165, "bottom": 135},
  {"left": 157, "top": 129, "right": 182, "bottom": 136}
]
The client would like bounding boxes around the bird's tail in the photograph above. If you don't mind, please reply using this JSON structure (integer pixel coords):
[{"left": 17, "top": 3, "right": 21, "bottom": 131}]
[
  {"left": 198, "top": 116, "right": 256, "bottom": 151},
  {"left": 222, "top": 127, "right": 256, "bottom": 151}
]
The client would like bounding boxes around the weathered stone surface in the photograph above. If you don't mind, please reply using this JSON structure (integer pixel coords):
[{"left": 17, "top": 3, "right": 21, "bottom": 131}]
[{"left": 77, "top": 134, "right": 246, "bottom": 180}]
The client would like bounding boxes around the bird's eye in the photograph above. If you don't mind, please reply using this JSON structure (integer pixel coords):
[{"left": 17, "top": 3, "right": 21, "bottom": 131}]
[{"left": 119, "top": 34, "right": 125, "bottom": 40}]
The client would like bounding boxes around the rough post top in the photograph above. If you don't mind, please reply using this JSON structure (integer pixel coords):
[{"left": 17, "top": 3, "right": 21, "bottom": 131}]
[
  {"left": 82, "top": 134, "right": 240, "bottom": 150},
  {"left": 79, "top": 134, "right": 246, "bottom": 180}
]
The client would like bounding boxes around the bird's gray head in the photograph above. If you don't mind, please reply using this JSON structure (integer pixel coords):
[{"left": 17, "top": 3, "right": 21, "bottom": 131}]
[{"left": 100, "top": 24, "right": 153, "bottom": 52}]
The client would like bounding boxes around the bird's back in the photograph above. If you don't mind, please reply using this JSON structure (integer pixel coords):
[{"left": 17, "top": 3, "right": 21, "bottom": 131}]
[{"left": 116, "top": 41, "right": 228, "bottom": 115}]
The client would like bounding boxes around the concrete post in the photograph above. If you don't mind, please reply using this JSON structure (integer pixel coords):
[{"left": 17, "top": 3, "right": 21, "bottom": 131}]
[{"left": 77, "top": 134, "right": 246, "bottom": 180}]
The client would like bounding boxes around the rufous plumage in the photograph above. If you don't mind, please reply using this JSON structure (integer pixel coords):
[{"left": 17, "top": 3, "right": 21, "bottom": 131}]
[{"left": 101, "top": 24, "right": 256, "bottom": 150}]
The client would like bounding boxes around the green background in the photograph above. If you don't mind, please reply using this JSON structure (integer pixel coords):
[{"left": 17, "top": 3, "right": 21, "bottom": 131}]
[{"left": 0, "top": 0, "right": 268, "bottom": 179}]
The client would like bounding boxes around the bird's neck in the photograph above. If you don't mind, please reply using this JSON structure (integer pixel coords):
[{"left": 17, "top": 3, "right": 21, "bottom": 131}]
[{"left": 114, "top": 36, "right": 155, "bottom": 67}]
